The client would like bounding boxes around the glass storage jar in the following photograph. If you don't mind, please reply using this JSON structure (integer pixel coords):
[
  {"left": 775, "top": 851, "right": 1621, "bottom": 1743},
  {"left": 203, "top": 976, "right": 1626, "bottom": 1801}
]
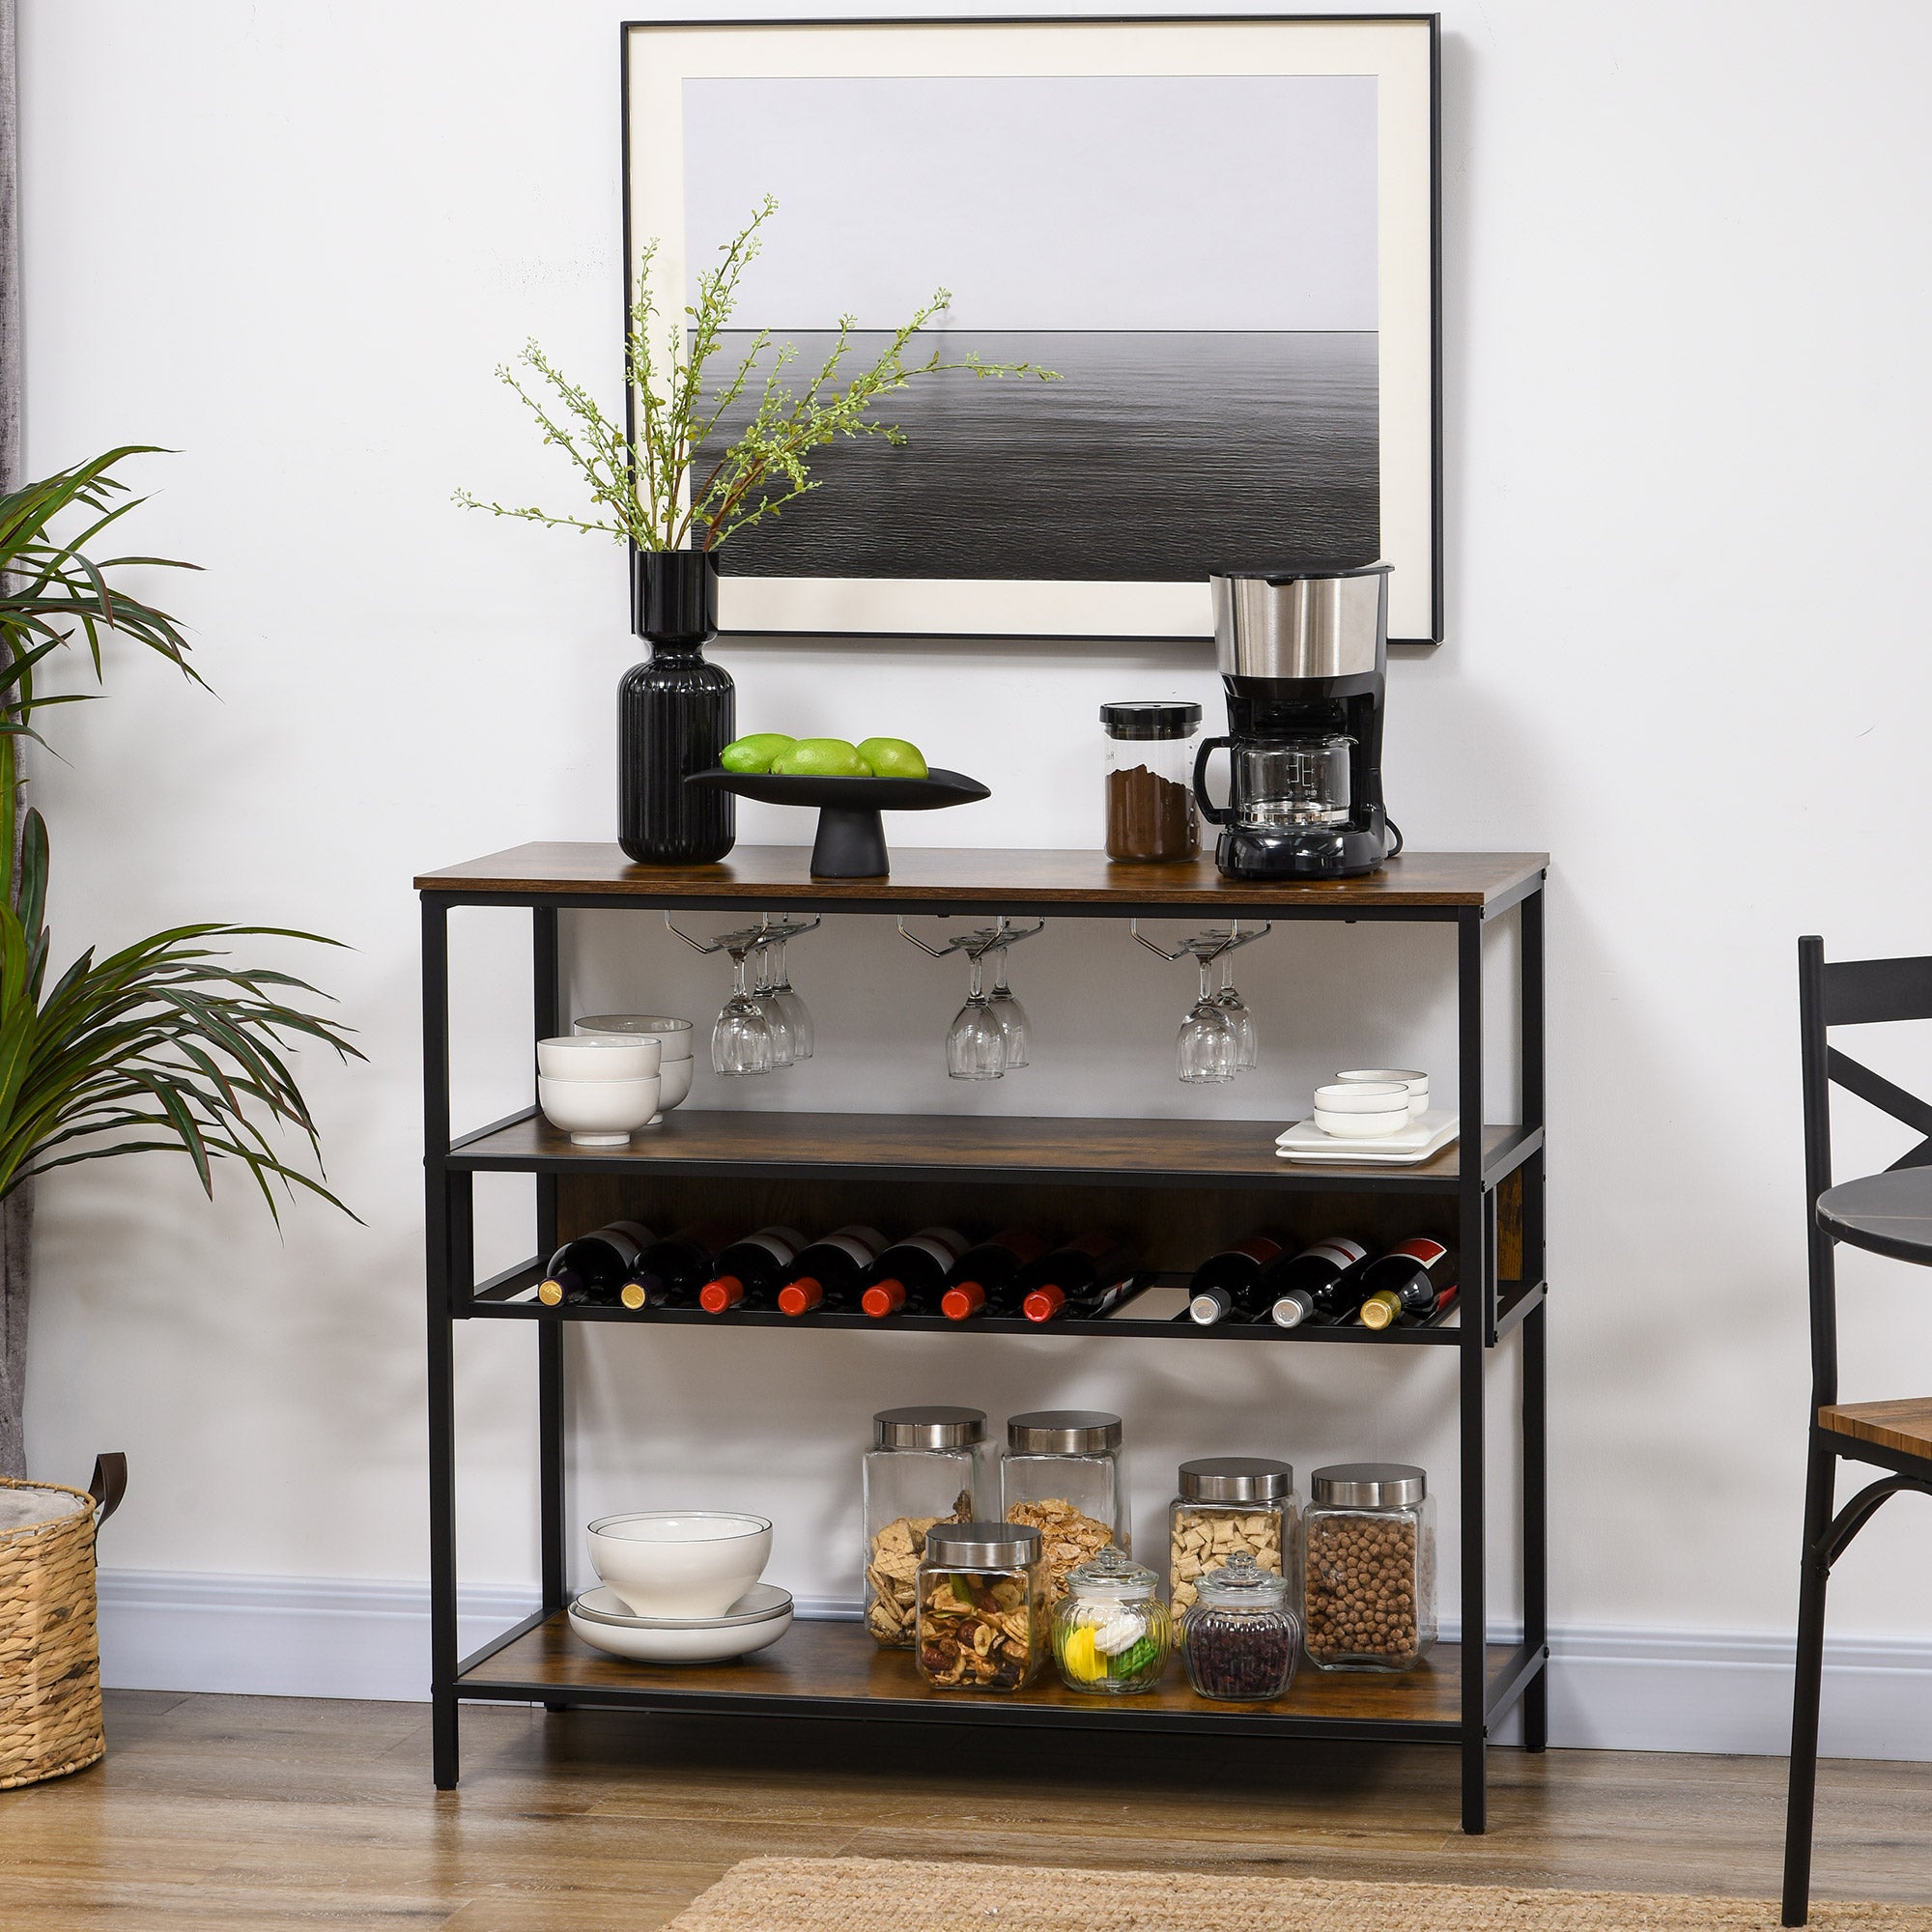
[
  {"left": 1179, "top": 1548, "right": 1301, "bottom": 1701},
  {"left": 1168, "top": 1457, "right": 1299, "bottom": 1617},
  {"left": 916, "top": 1520, "right": 1047, "bottom": 1691},
  {"left": 1051, "top": 1546, "right": 1172, "bottom": 1694},
  {"left": 863, "top": 1406, "right": 989, "bottom": 1649},
  {"left": 1302, "top": 1463, "right": 1436, "bottom": 1671},
  {"left": 1101, "top": 701, "right": 1201, "bottom": 863},
  {"left": 1000, "top": 1410, "right": 1129, "bottom": 1598}
]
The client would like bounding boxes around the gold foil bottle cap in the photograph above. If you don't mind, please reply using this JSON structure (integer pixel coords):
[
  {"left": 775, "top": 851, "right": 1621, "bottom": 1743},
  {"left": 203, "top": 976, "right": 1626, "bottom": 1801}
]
[
  {"left": 537, "top": 1279, "right": 565, "bottom": 1306},
  {"left": 1358, "top": 1291, "right": 1401, "bottom": 1330},
  {"left": 619, "top": 1282, "right": 646, "bottom": 1310}
]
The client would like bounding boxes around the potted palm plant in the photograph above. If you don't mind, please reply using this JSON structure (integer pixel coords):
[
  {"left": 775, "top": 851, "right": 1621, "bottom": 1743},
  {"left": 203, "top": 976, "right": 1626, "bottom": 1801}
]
[{"left": 457, "top": 197, "right": 1053, "bottom": 865}]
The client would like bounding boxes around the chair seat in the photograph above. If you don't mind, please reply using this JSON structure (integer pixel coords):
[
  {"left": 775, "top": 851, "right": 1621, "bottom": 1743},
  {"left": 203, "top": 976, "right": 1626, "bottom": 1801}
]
[{"left": 1819, "top": 1398, "right": 1932, "bottom": 1463}]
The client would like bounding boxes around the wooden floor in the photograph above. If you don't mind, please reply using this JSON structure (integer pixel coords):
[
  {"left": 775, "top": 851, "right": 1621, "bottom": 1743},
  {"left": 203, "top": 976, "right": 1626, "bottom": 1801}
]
[{"left": 3, "top": 1690, "right": 1930, "bottom": 1929}]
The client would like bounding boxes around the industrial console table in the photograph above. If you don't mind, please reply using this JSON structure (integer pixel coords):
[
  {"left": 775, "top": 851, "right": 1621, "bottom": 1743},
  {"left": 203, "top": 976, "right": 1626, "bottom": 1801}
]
[{"left": 417, "top": 844, "right": 1548, "bottom": 1832}]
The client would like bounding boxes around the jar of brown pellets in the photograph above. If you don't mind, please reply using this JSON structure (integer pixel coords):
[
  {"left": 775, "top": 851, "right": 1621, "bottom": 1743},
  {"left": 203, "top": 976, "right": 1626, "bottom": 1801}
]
[{"left": 1302, "top": 1463, "right": 1436, "bottom": 1672}]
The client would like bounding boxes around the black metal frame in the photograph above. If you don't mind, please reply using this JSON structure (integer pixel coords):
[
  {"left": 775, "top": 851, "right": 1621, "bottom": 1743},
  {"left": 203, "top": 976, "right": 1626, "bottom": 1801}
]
[
  {"left": 422, "top": 868, "right": 1547, "bottom": 1831},
  {"left": 1782, "top": 936, "right": 1932, "bottom": 1926},
  {"left": 618, "top": 14, "right": 1444, "bottom": 647}
]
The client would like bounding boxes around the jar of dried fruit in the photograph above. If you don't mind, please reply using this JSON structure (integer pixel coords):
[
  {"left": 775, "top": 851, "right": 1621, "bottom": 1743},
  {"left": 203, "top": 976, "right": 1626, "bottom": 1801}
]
[
  {"left": 862, "top": 1406, "right": 989, "bottom": 1649},
  {"left": 1000, "top": 1410, "right": 1128, "bottom": 1600},
  {"left": 1168, "top": 1457, "right": 1299, "bottom": 1618},
  {"left": 1051, "top": 1546, "right": 1172, "bottom": 1694},
  {"left": 915, "top": 1520, "right": 1047, "bottom": 1691},
  {"left": 1302, "top": 1463, "right": 1437, "bottom": 1672},
  {"left": 1179, "top": 1548, "right": 1301, "bottom": 1702}
]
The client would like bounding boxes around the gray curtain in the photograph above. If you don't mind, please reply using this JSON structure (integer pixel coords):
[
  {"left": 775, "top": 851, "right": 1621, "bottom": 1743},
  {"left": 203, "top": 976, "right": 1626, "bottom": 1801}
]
[{"left": 0, "top": 0, "right": 28, "bottom": 1482}]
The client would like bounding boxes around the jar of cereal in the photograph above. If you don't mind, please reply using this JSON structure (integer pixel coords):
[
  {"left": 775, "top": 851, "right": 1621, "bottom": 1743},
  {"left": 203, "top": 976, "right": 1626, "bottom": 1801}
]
[
  {"left": 1302, "top": 1463, "right": 1436, "bottom": 1672},
  {"left": 1168, "top": 1457, "right": 1298, "bottom": 1617},
  {"left": 862, "top": 1406, "right": 987, "bottom": 1648}
]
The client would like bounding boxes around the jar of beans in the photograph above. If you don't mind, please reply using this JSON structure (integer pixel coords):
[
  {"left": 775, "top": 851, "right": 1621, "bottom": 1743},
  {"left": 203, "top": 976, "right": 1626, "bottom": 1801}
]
[
  {"left": 1167, "top": 1457, "right": 1298, "bottom": 1617},
  {"left": 1302, "top": 1463, "right": 1436, "bottom": 1672},
  {"left": 1178, "top": 1548, "right": 1300, "bottom": 1702}
]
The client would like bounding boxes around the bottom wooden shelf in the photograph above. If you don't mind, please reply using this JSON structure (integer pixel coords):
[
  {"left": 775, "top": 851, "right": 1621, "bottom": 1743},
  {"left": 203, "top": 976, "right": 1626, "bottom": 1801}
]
[{"left": 458, "top": 1612, "right": 1526, "bottom": 1744}]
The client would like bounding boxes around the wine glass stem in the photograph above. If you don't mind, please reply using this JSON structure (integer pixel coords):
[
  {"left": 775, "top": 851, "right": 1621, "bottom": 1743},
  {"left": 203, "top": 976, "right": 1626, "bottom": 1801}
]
[
  {"left": 968, "top": 955, "right": 985, "bottom": 1001},
  {"left": 1197, "top": 958, "right": 1213, "bottom": 1005},
  {"left": 732, "top": 951, "right": 751, "bottom": 998}
]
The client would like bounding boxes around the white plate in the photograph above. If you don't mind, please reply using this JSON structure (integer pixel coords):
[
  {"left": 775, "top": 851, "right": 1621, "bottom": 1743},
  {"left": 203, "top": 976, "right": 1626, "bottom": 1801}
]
[
  {"left": 567, "top": 1585, "right": 794, "bottom": 1662},
  {"left": 573, "top": 1582, "right": 791, "bottom": 1629},
  {"left": 1276, "top": 1109, "right": 1461, "bottom": 1166}
]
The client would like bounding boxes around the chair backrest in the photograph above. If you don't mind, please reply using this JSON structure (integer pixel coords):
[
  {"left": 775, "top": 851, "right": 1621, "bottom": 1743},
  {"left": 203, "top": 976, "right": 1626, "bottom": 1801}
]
[{"left": 1798, "top": 936, "right": 1932, "bottom": 1408}]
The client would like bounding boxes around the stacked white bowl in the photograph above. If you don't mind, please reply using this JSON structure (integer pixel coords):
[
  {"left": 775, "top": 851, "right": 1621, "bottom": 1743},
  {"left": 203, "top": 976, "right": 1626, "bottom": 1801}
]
[
  {"left": 575, "top": 1014, "right": 695, "bottom": 1124},
  {"left": 536, "top": 1035, "right": 660, "bottom": 1146},
  {"left": 571, "top": 1511, "right": 793, "bottom": 1663},
  {"left": 1312, "top": 1069, "right": 1430, "bottom": 1139}
]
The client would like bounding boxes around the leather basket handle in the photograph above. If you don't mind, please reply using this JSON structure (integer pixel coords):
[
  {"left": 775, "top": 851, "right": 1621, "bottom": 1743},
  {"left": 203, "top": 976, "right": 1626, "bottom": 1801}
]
[{"left": 89, "top": 1452, "right": 127, "bottom": 1526}]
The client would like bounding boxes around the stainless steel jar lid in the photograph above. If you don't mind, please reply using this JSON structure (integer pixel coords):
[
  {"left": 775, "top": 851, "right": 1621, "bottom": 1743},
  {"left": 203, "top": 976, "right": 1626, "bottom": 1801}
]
[
  {"left": 1311, "top": 1462, "right": 1427, "bottom": 1507},
  {"left": 1179, "top": 1456, "right": 1295, "bottom": 1504},
  {"left": 924, "top": 1520, "right": 1043, "bottom": 1568},
  {"left": 1006, "top": 1409, "right": 1122, "bottom": 1454},
  {"left": 873, "top": 1405, "right": 987, "bottom": 1450}
]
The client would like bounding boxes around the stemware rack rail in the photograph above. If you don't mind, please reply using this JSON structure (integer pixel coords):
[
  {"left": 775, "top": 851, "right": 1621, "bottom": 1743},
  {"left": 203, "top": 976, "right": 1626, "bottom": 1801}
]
[{"left": 418, "top": 843, "right": 1548, "bottom": 1834}]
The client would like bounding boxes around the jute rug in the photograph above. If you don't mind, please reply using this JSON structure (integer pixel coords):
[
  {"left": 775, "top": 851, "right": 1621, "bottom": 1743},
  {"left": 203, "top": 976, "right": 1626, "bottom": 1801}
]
[{"left": 663, "top": 1858, "right": 1932, "bottom": 1931}]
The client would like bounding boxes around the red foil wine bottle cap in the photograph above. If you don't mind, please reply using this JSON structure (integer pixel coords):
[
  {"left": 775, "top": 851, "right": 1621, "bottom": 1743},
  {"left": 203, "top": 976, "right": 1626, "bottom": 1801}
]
[
  {"left": 697, "top": 1277, "right": 742, "bottom": 1314},
  {"left": 941, "top": 1283, "right": 985, "bottom": 1321},
  {"left": 862, "top": 1280, "right": 905, "bottom": 1319},
  {"left": 1023, "top": 1286, "right": 1066, "bottom": 1322},
  {"left": 778, "top": 1278, "right": 823, "bottom": 1317}
]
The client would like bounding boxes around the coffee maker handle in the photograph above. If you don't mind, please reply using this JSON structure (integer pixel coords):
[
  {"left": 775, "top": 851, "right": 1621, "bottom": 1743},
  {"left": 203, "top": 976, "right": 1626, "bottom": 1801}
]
[{"left": 1192, "top": 735, "right": 1234, "bottom": 826}]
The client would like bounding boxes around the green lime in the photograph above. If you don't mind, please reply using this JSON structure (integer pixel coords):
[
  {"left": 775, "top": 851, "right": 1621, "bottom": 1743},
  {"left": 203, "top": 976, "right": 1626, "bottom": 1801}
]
[
  {"left": 858, "top": 736, "right": 928, "bottom": 780},
  {"left": 773, "top": 737, "right": 866, "bottom": 777},
  {"left": 721, "top": 732, "right": 795, "bottom": 775}
]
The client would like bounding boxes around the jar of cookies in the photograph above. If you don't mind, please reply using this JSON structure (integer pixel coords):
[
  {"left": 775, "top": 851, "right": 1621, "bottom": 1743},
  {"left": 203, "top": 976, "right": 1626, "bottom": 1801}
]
[
  {"left": 1302, "top": 1463, "right": 1436, "bottom": 1672},
  {"left": 916, "top": 1520, "right": 1047, "bottom": 1691},
  {"left": 862, "top": 1406, "right": 988, "bottom": 1649},
  {"left": 1168, "top": 1457, "right": 1298, "bottom": 1617},
  {"left": 1051, "top": 1546, "right": 1172, "bottom": 1694},
  {"left": 1000, "top": 1410, "right": 1128, "bottom": 1599}
]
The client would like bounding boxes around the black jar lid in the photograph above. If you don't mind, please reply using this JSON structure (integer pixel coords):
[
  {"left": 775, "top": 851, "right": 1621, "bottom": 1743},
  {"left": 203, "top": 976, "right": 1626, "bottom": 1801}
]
[{"left": 1100, "top": 700, "right": 1201, "bottom": 741}]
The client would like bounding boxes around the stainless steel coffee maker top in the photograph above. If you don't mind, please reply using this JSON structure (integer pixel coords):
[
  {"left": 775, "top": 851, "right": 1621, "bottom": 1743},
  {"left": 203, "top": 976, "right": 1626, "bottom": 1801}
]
[{"left": 1211, "top": 564, "right": 1392, "bottom": 683}]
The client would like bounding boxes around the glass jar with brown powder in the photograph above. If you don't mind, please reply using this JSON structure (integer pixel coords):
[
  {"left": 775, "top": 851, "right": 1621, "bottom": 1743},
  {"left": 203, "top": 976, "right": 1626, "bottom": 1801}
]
[{"left": 1101, "top": 701, "right": 1201, "bottom": 863}]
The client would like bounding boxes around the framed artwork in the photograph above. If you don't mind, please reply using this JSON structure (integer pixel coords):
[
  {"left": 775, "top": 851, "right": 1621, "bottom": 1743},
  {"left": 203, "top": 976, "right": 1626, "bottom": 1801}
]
[{"left": 621, "top": 15, "right": 1441, "bottom": 642}]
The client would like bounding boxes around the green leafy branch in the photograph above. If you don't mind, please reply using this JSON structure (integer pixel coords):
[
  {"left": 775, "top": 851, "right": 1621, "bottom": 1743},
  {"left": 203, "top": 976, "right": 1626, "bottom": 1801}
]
[{"left": 455, "top": 196, "right": 1058, "bottom": 554}]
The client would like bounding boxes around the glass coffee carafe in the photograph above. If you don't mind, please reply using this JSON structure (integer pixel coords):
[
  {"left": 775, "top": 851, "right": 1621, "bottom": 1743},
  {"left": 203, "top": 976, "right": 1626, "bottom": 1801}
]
[{"left": 1231, "top": 735, "right": 1354, "bottom": 829}]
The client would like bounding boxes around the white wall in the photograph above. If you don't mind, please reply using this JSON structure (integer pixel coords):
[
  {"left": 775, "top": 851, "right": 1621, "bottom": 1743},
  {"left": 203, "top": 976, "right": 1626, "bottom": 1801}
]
[{"left": 19, "top": 0, "right": 1932, "bottom": 1748}]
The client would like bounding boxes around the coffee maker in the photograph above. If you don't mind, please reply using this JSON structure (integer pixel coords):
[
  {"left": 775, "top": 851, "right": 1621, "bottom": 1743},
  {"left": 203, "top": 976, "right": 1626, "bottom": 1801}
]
[{"left": 1194, "top": 564, "right": 1399, "bottom": 880}]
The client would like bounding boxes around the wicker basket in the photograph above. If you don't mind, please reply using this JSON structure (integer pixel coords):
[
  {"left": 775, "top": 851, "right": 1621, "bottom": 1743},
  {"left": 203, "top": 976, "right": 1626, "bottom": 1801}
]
[{"left": 0, "top": 1454, "right": 125, "bottom": 1789}]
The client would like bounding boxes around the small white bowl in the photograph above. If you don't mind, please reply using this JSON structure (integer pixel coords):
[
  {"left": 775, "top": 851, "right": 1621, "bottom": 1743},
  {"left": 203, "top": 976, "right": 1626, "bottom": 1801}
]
[
  {"left": 568, "top": 1583, "right": 792, "bottom": 1663},
  {"left": 537, "top": 1073, "right": 661, "bottom": 1146},
  {"left": 576, "top": 1015, "right": 696, "bottom": 1063},
  {"left": 1337, "top": 1068, "right": 1429, "bottom": 1120},
  {"left": 1313, "top": 1081, "right": 1410, "bottom": 1115},
  {"left": 587, "top": 1511, "right": 773, "bottom": 1621},
  {"left": 649, "top": 1057, "right": 694, "bottom": 1124},
  {"left": 1313, "top": 1105, "right": 1410, "bottom": 1139},
  {"left": 537, "top": 1035, "right": 662, "bottom": 1082}
]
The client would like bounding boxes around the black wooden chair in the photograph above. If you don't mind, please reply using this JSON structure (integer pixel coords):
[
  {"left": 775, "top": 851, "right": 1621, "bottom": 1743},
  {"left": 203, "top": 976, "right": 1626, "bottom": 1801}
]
[{"left": 1783, "top": 936, "right": 1932, "bottom": 1924}]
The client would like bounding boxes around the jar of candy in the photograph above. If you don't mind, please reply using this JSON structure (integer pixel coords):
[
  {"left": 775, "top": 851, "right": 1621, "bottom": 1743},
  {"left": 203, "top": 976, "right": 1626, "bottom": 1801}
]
[
  {"left": 1179, "top": 1548, "right": 1301, "bottom": 1702},
  {"left": 1051, "top": 1546, "right": 1172, "bottom": 1694},
  {"left": 916, "top": 1520, "right": 1047, "bottom": 1691}
]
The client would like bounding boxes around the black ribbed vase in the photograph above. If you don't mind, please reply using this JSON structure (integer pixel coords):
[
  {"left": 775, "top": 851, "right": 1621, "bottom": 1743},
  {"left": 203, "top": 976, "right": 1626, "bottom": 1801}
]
[{"left": 618, "top": 551, "right": 735, "bottom": 866}]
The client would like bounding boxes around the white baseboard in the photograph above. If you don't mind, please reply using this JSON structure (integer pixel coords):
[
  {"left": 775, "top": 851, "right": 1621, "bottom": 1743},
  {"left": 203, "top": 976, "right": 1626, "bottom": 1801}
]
[{"left": 94, "top": 1570, "right": 1932, "bottom": 1760}]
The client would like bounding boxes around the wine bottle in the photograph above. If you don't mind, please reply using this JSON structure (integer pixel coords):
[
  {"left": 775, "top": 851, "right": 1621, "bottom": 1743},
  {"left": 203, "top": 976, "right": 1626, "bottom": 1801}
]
[
  {"left": 1386, "top": 1284, "right": 1461, "bottom": 1329},
  {"left": 1262, "top": 1237, "right": 1371, "bottom": 1328},
  {"left": 1018, "top": 1231, "right": 1136, "bottom": 1323},
  {"left": 860, "top": 1227, "right": 970, "bottom": 1318},
  {"left": 693, "top": 1226, "right": 809, "bottom": 1313},
  {"left": 939, "top": 1227, "right": 1051, "bottom": 1321},
  {"left": 774, "top": 1225, "right": 889, "bottom": 1316},
  {"left": 1354, "top": 1239, "right": 1459, "bottom": 1330},
  {"left": 623, "top": 1224, "right": 732, "bottom": 1312},
  {"left": 1185, "top": 1231, "right": 1293, "bottom": 1325},
  {"left": 537, "top": 1221, "right": 656, "bottom": 1307}
]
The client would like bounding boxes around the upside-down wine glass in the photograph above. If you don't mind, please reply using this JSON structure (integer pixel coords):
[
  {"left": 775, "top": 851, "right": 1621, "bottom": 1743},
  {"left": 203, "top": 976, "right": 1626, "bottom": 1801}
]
[
  {"left": 712, "top": 946, "right": 775, "bottom": 1076},
  {"left": 767, "top": 937, "right": 813, "bottom": 1060},
  {"left": 985, "top": 949, "right": 1030, "bottom": 1069},
  {"left": 1214, "top": 952, "right": 1258, "bottom": 1073},
  {"left": 1177, "top": 955, "right": 1237, "bottom": 1084},
  {"left": 947, "top": 953, "right": 1007, "bottom": 1081},
  {"left": 750, "top": 946, "right": 796, "bottom": 1069}
]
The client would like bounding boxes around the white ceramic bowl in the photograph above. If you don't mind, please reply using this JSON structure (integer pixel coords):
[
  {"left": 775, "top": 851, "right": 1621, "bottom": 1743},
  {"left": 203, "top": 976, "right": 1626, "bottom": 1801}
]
[
  {"left": 537, "top": 1073, "right": 661, "bottom": 1146},
  {"left": 567, "top": 1583, "right": 792, "bottom": 1663},
  {"left": 537, "top": 1035, "right": 662, "bottom": 1082},
  {"left": 1337, "top": 1067, "right": 1430, "bottom": 1120},
  {"left": 1313, "top": 1105, "right": 1409, "bottom": 1139},
  {"left": 587, "top": 1511, "right": 773, "bottom": 1621},
  {"left": 576, "top": 1015, "right": 696, "bottom": 1063},
  {"left": 1313, "top": 1081, "right": 1410, "bottom": 1115}
]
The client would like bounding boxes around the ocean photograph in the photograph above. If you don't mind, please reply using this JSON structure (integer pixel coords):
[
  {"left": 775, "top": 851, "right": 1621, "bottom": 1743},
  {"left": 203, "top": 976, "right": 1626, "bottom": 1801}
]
[{"left": 696, "top": 328, "right": 1378, "bottom": 582}]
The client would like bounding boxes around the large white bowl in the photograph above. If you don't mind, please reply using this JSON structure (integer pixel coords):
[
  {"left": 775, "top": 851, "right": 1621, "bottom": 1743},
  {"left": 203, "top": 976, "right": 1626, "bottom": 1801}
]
[
  {"left": 587, "top": 1511, "right": 773, "bottom": 1620},
  {"left": 567, "top": 1583, "right": 792, "bottom": 1663},
  {"left": 1313, "top": 1081, "right": 1410, "bottom": 1115},
  {"left": 537, "top": 1035, "right": 662, "bottom": 1081},
  {"left": 576, "top": 1015, "right": 696, "bottom": 1063},
  {"left": 1337, "top": 1067, "right": 1430, "bottom": 1120},
  {"left": 537, "top": 1072, "right": 661, "bottom": 1146},
  {"left": 1313, "top": 1104, "right": 1409, "bottom": 1139}
]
